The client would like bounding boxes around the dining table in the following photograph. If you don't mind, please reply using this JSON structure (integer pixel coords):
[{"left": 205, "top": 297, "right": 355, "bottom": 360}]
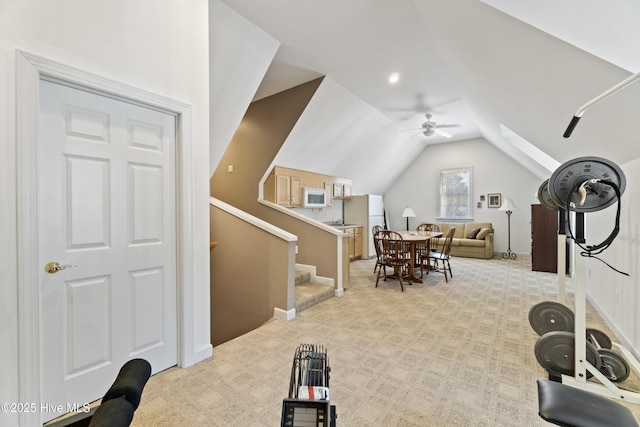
[{"left": 399, "top": 230, "right": 443, "bottom": 283}]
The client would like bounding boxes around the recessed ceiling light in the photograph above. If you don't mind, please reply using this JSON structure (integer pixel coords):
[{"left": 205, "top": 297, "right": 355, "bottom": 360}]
[{"left": 388, "top": 72, "right": 400, "bottom": 84}]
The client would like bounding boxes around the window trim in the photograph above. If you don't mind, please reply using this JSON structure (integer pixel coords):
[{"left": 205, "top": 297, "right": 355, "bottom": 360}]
[{"left": 436, "top": 166, "right": 473, "bottom": 221}]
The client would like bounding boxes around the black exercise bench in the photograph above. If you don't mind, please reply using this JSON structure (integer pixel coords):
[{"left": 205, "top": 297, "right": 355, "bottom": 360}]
[{"left": 537, "top": 379, "right": 639, "bottom": 427}]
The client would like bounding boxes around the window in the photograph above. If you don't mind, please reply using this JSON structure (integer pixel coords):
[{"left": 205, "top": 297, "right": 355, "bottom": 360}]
[{"left": 438, "top": 167, "right": 472, "bottom": 219}]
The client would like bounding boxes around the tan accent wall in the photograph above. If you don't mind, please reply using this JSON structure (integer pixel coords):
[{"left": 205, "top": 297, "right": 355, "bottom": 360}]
[
  {"left": 210, "top": 78, "right": 342, "bottom": 279},
  {"left": 209, "top": 78, "right": 348, "bottom": 344},
  {"left": 210, "top": 78, "right": 324, "bottom": 211},
  {"left": 257, "top": 208, "right": 339, "bottom": 279},
  {"left": 209, "top": 204, "right": 294, "bottom": 346}
]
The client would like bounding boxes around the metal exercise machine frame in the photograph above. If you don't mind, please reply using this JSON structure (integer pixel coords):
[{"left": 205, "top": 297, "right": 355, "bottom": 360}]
[
  {"left": 562, "top": 251, "right": 640, "bottom": 403},
  {"left": 551, "top": 173, "right": 639, "bottom": 403}
]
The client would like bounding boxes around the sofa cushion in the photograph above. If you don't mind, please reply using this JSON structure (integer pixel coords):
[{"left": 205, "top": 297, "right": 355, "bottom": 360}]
[
  {"left": 459, "top": 238, "right": 487, "bottom": 247},
  {"left": 467, "top": 227, "right": 481, "bottom": 239},
  {"left": 463, "top": 222, "right": 492, "bottom": 236},
  {"left": 476, "top": 228, "right": 492, "bottom": 240},
  {"left": 439, "top": 223, "right": 464, "bottom": 239},
  {"left": 449, "top": 238, "right": 461, "bottom": 247}
]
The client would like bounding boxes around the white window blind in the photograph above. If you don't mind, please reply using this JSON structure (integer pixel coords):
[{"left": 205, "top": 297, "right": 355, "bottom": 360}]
[{"left": 438, "top": 167, "right": 472, "bottom": 219}]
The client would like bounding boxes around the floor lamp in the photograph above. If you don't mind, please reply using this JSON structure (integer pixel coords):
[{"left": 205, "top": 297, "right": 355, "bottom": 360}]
[
  {"left": 402, "top": 206, "right": 415, "bottom": 231},
  {"left": 499, "top": 198, "right": 518, "bottom": 259}
]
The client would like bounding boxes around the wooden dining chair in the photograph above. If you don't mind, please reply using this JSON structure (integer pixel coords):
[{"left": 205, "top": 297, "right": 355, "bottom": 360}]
[
  {"left": 418, "top": 223, "right": 441, "bottom": 250},
  {"left": 416, "top": 223, "right": 440, "bottom": 276},
  {"left": 372, "top": 225, "right": 384, "bottom": 273},
  {"left": 417, "top": 223, "right": 440, "bottom": 232},
  {"left": 423, "top": 227, "right": 455, "bottom": 282},
  {"left": 375, "top": 230, "right": 411, "bottom": 291}
]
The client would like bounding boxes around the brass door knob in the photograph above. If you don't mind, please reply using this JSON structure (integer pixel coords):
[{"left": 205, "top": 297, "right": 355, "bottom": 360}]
[{"left": 44, "top": 262, "right": 77, "bottom": 274}]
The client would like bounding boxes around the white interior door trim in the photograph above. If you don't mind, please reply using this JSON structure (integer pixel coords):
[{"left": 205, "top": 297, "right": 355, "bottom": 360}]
[{"left": 16, "top": 50, "right": 211, "bottom": 426}]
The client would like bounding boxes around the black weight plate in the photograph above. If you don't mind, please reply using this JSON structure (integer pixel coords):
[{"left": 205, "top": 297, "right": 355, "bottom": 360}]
[
  {"left": 548, "top": 156, "right": 626, "bottom": 213},
  {"left": 534, "top": 331, "right": 601, "bottom": 377},
  {"left": 537, "top": 179, "right": 560, "bottom": 211},
  {"left": 529, "top": 301, "right": 575, "bottom": 335},
  {"left": 598, "top": 349, "right": 630, "bottom": 382},
  {"left": 586, "top": 328, "right": 612, "bottom": 350}
]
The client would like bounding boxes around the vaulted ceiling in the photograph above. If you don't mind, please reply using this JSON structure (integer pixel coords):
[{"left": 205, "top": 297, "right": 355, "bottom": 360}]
[{"left": 215, "top": 0, "right": 640, "bottom": 195}]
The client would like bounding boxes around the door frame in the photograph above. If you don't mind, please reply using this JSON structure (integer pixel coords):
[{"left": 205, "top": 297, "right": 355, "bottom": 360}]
[{"left": 16, "top": 50, "right": 206, "bottom": 426}]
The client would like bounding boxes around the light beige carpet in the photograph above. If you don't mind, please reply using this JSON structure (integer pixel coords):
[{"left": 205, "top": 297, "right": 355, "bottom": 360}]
[{"left": 132, "top": 255, "right": 640, "bottom": 426}]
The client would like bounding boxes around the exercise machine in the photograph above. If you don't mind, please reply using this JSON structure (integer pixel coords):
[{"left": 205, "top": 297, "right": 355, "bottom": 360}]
[
  {"left": 533, "top": 156, "right": 640, "bottom": 403},
  {"left": 534, "top": 68, "right": 640, "bottom": 426},
  {"left": 281, "top": 344, "right": 337, "bottom": 427},
  {"left": 529, "top": 301, "right": 630, "bottom": 383}
]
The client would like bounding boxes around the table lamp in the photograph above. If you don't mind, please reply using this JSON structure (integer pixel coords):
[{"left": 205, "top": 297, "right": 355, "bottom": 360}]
[{"left": 402, "top": 206, "right": 416, "bottom": 231}]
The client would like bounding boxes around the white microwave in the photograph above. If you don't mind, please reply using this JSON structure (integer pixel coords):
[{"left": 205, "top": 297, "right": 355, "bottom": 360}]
[{"left": 303, "top": 187, "right": 327, "bottom": 208}]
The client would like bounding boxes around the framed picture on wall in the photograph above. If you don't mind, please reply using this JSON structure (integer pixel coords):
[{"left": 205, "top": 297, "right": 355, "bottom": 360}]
[
  {"left": 477, "top": 202, "right": 482, "bottom": 208},
  {"left": 480, "top": 195, "right": 485, "bottom": 202},
  {"left": 488, "top": 193, "right": 501, "bottom": 208}
]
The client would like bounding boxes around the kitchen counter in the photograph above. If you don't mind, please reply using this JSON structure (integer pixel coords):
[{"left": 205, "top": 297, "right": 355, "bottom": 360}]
[
  {"left": 330, "top": 224, "right": 363, "bottom": 260},
  {"left": 331, "top": 223, "right": 362, "bottom": 230}
]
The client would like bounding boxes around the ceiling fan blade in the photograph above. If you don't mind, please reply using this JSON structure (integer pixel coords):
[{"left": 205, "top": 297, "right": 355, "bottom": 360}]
[
  {"left": 434, "top": 128, "right": 452, "bottom": 138},
  {"left": 434, "top": 124, "right": 460, "bottom": 129}
]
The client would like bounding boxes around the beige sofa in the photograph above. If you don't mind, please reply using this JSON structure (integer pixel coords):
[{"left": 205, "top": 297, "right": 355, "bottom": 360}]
[{"left": 421, "top": 222, "right": 494, "bottom": 259}]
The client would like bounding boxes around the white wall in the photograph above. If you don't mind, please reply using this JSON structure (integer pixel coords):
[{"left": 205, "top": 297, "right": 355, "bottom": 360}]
[
  {"left": 0, "top": 2, "right": 210, "bottom": 425},
  {"left": 209, "top": 0, "right": 280, "bottom": 176},
  {"left": 586, "top": 157, "right": 640, "bottom": 358},
  {"left": 272, "top": 77, "right": 428, "bottom": 196},
  {"left": 384, "top": 138, "right": 541, "bottom": 255},
  {"left": 292, "top": 200, "right": 344, "bottom": 224}
]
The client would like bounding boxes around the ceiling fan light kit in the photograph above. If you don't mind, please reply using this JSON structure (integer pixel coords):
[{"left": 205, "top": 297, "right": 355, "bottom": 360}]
[{"left": 418, "top": 113, "right": 459, "bottom": 138}]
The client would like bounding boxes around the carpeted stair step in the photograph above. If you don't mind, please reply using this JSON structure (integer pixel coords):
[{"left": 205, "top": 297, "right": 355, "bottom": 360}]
[
  {"left": 295, "top": 270, "right": 311, "bottom": 286},
  {"left": 294, "top": 270, "right": 334, "bottom": 313}
]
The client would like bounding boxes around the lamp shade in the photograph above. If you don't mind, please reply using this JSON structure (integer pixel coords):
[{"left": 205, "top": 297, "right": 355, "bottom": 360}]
[
  {"left": 402, "top": 206, "right": 416, "bottom": 218},
  {"left": 499, "top": 198, "right": 518, "bottom": 211}
]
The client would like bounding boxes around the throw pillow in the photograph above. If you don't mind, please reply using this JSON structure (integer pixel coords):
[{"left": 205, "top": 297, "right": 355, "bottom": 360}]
[
  {"left": 467, "top": 228, "right": 481, "bottom": 239},
  {"left": 476, "top": 228, "right": 491, "bottom": 240}
]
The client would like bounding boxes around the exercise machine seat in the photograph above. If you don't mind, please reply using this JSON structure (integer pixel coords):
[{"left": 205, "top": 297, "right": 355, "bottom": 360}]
[
  {"left": 537, "top": 379, "right": 639, "bottom": 427},
  {"left": 88, "top": 396, "right": 134, "bottom": 427},
  {"left": 88, "top": 358, "right": 152, "bottom": 427},
  {"left": 101, "top": 358, "right": 152, "bottom": 410}
]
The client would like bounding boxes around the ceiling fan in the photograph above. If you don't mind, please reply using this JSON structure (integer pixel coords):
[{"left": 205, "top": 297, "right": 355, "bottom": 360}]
[{"left": 418, "top": 113, "right": 460, "bottom": 138}]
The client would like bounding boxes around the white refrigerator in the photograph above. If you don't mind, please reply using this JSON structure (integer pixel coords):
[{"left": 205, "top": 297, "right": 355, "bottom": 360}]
[{"left": 344, "top": 194, "right": 386, "bottom": 259}]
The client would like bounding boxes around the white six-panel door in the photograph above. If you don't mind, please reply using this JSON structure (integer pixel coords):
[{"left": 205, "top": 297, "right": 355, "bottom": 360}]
[{"left": 38, "top": 79, "right": 177, "bottom": 418}]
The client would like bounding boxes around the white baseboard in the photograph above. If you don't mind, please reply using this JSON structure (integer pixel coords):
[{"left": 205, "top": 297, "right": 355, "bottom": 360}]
[
  {"left": 295, "top": 263, "right": 335, "bottom": 287},
  {"left": 274, "top": 307, "right": 296, "bottom": 321}
]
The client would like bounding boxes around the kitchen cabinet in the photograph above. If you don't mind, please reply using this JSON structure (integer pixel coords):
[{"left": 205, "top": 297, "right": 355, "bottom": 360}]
[
  {"left": 333, "top": 183, "right": 352, "bottom": 200},
  {"left": 274, "top": 174, "right": 302, "bottom": 207},
  {"left": 354, "top": 227, "right": 362, "bottom": 259},
  {"left": 347, "top": 232, "right": 355, "bottom": 260},
  {"left": 333, "top": 183, "right": 343, "bottom": 199},
  {"left": 342, "top": 226, "right": 363, "bottom": 261},
  {"left": 324, "top": 181, "right": 333, "bottom": 207},
  {"left": 264, "top": 165, "right": 351, "bottom": 207}
]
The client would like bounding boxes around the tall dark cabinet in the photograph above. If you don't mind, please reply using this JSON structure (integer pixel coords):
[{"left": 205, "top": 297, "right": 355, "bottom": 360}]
[{"left": 531, "top": 204, "right": 558, "bottom": 272}]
